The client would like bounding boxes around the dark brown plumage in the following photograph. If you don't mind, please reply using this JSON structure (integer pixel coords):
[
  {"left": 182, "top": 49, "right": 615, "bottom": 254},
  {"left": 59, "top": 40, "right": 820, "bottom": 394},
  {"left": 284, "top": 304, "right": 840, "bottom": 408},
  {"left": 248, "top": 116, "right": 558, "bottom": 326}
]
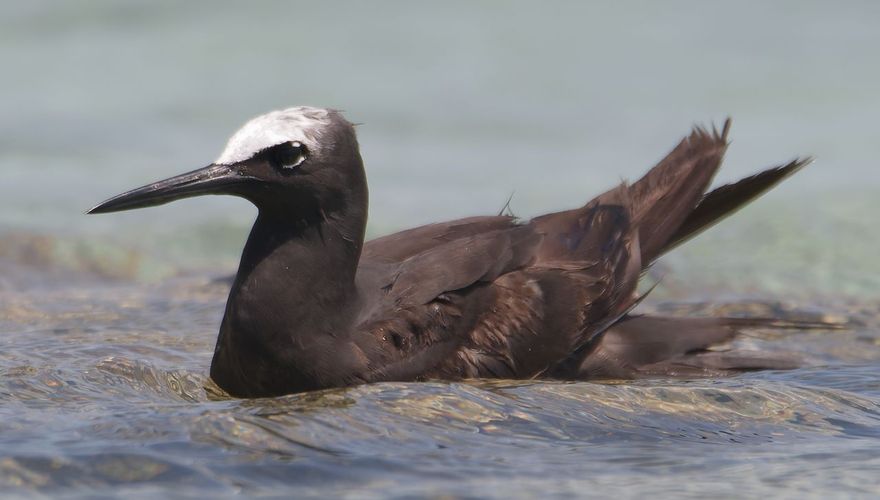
[{"left": 89, "top": 107, "right": 811, "bottom": 398}]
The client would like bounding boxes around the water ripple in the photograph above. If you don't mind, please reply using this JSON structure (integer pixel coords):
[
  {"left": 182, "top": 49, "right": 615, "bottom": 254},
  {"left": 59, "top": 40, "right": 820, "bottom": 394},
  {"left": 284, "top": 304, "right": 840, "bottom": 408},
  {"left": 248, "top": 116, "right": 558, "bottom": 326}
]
[{"left": 1, "top": 276, "right": 879, "bottom": 497}]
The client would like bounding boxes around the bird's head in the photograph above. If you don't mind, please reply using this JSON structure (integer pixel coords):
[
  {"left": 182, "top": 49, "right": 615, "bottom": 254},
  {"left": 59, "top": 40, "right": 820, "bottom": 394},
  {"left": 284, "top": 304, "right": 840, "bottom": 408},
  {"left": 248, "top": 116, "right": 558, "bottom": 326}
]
[{"left": 89, "top": 107, "right": 366, "bottom": 219}]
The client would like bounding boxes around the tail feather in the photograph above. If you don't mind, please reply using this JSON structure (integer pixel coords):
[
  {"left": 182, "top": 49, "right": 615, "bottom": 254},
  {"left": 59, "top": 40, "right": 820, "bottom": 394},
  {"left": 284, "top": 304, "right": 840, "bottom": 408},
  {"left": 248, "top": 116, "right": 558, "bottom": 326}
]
[
  {"left": 637, "top": 350, "right": 803, "bottom": 377},
  {"left": 534, "top": 118, "right": 815, "bottom": 381},
  {"left": 623, "top": 119, "right": 810, "bottom": 264},
  {"left": 628, "top": 119, "right": 730, "bottom": 264},
  {"left": 575, "top": 314, "right": 840, "bottom": 379},
  {"left": 661, "top": 158, "right": 811, "bottom": 253},
  {"left": 534, "top": 118, "right": 805, "bottom": 268}
]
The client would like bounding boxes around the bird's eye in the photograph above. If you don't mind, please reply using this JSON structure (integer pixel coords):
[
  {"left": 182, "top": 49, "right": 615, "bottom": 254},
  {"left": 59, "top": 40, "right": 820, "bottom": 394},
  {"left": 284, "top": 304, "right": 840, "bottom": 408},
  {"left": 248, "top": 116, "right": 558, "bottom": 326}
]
[{"left": 271, "top": 141, "right": 307, "bottom": 170}]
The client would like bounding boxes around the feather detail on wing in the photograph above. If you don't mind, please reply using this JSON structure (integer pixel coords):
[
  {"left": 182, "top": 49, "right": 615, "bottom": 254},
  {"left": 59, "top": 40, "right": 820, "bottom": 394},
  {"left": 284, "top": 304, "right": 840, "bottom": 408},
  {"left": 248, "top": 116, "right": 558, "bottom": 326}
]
[{"left": 348, "top": 118, "right": 814, "bottom": 384}]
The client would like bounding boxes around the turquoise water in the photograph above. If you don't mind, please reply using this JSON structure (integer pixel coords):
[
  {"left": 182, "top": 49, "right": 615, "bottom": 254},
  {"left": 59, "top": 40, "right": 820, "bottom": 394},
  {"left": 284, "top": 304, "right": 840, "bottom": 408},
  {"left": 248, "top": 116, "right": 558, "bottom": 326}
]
[{"left": 2, "top": 1, "right": 879, "bottom": 497}]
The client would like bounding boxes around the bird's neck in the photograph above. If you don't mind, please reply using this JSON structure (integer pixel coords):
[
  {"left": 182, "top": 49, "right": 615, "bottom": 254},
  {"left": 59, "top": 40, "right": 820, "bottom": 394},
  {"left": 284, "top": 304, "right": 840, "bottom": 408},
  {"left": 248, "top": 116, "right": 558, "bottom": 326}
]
[
  {"left": 210, "top": 204, "right": 367, "bottom": 397},
  {"left": 238, "top": 208, "right": 365, "bottom": 295}
]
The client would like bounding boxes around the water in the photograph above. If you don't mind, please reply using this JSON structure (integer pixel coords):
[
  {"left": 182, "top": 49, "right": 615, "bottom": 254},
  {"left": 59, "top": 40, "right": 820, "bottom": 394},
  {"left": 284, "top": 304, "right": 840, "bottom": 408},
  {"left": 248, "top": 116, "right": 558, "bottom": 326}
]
[{"left": 2, "top": 1, "right": 880, "bottom": 497}]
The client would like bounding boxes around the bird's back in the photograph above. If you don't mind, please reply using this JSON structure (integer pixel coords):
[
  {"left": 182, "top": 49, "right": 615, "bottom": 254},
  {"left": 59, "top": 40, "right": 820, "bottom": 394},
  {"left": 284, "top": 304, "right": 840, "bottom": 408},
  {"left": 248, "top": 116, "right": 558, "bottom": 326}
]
[{"left": 350, "top": 120, "right": 809, "bottom": 384}]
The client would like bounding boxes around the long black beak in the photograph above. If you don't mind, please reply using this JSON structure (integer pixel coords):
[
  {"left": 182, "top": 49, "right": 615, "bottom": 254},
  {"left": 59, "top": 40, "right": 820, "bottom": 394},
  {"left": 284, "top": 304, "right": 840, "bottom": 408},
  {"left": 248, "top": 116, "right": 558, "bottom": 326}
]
[{"left": 88, "top": 163, "right": 251, "bottom": 214}]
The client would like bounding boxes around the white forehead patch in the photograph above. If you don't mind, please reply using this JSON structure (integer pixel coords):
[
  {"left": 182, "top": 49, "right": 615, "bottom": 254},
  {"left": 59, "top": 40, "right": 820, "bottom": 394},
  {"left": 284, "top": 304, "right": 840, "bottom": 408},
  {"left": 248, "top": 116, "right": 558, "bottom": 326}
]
[{"left": 215, "top": 106, "right": 332, "bottom": 165}]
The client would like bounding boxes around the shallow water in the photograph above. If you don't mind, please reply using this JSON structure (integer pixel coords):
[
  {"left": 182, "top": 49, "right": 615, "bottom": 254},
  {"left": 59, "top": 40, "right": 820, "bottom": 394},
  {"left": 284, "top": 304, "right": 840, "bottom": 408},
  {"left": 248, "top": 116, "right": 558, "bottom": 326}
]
[
  {"left": 2, "top": 255, "right": 879, "bottom": 498},
  {"left": 3, "top": 1, "right": 880, "bottom": 498}
]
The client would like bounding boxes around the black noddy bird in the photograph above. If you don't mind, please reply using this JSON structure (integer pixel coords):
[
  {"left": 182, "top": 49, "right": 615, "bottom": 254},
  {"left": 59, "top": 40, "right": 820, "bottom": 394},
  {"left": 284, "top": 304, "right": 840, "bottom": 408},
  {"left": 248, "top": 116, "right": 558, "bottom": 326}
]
[{"left": 90, "top": 107, "right": 812, "bottom": 398}]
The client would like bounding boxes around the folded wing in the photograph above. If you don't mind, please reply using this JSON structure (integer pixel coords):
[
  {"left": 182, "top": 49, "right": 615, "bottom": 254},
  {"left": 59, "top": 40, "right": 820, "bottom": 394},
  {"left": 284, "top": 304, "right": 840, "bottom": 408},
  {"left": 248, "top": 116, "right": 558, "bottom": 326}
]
[{"left": 351, "top": 119, "right": 812, "bottom": 383}]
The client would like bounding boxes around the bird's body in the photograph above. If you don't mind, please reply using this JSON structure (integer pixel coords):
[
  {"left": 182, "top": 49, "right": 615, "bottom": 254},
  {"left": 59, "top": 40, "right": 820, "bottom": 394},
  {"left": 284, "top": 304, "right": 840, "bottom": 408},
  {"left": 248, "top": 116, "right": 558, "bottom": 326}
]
[{"left": 91, "top": 107, "right": 810, "bottom": 398}]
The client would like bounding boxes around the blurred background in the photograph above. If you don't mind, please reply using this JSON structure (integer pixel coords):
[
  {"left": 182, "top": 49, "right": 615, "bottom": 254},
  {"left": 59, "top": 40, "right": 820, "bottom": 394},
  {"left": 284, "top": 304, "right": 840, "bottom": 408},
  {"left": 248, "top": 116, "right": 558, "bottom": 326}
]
[{"left": 2, "top": 0, "right": 879, "bottom": 294}]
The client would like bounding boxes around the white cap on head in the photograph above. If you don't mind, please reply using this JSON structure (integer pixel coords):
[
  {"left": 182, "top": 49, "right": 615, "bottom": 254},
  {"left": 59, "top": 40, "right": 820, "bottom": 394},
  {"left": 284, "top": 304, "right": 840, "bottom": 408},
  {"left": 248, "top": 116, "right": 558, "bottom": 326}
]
[{"left": 215, "top": 106, "right": 333, "bottom": 165}]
